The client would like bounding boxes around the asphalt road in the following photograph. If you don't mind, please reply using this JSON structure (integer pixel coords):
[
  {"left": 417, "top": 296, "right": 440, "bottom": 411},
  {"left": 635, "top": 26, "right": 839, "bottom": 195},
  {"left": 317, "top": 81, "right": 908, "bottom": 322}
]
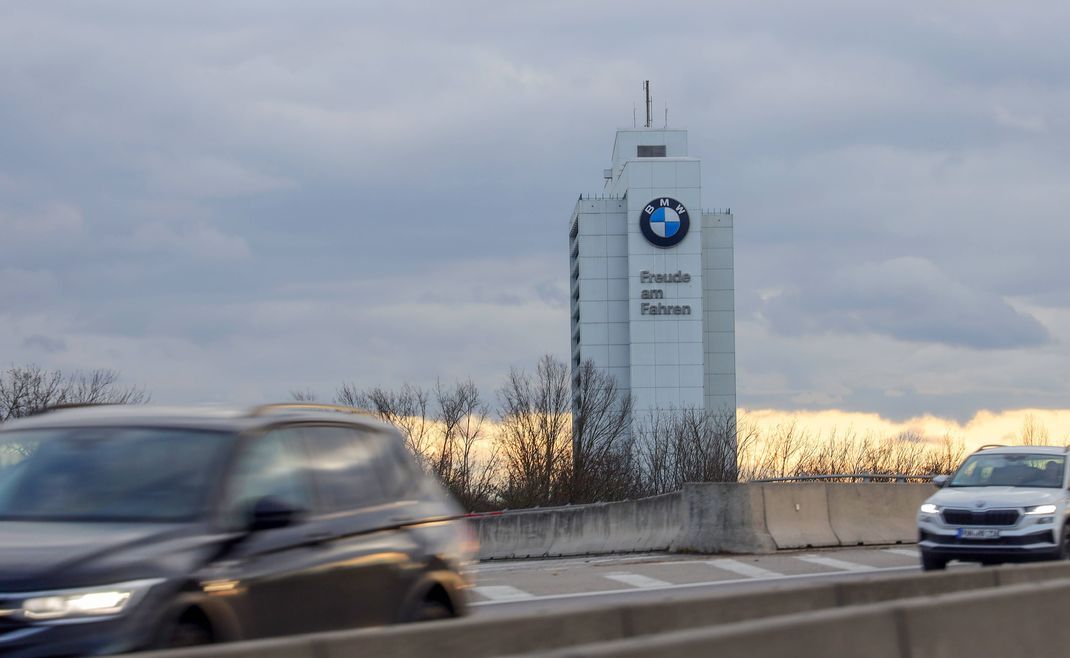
[{"left": 470, "top": 546, "right": 936, "bottom": 618}]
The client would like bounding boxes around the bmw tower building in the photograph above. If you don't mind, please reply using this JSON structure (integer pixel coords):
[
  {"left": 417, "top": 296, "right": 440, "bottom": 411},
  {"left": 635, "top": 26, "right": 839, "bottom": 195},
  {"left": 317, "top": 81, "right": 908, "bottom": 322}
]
[{"left": 568, "top": 127, "right": 736, "bottom": 444}]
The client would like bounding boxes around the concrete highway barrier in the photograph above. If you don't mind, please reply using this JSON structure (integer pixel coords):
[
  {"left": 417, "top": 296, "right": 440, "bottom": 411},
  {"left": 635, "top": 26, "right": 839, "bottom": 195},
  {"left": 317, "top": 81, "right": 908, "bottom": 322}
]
[
  {"left": 506, "top": 576, "right": 1070, "bottom": 658},
  {"left": 760, "top": 481, "right": 839, "bottom": 549},
  {"left": 827, "top": 482, "right": 931, "bottom": 546},
  {"left": 476, "top": 493, "right": 682, "bottom": 559},
  {"left": 671, "top": 482, "right": 777, "bottom": 554},
  {"left": 132, "top": 561, "right": 1070, "bottom": 658},
  {"left": 475, "top": 482, "right": 930, "bottom": 559}
]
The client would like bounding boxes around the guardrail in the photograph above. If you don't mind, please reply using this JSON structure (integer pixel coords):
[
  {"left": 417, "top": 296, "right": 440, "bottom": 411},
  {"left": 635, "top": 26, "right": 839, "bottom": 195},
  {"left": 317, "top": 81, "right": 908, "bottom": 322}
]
[{"left": 751, "top": 473, "right": 936, "bottom": 483}]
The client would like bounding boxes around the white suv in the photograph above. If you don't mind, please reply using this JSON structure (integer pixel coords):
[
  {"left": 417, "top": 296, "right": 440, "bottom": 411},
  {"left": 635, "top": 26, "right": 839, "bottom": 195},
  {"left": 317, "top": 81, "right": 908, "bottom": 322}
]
[{"left": 917, "top": 445, "right": 1070, "bottom": 571}]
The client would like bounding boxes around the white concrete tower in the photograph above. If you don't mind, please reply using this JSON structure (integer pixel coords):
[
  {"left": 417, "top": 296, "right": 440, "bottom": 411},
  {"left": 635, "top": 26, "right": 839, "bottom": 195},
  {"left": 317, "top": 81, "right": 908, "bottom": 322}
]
[{"left": 568, "top": 126, "right": 736, "bottom": 441}]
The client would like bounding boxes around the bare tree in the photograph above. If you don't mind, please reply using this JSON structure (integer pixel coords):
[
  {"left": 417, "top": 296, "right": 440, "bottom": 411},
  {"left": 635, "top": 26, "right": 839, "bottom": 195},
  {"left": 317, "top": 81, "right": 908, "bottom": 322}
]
[
  {"left": 496, "top": 354, "right": 571, "bottom": 508},
  {"left": 434, "top": 380, "right": 498, "bottom": 511},
  {"left": 1017, "top": 414, "right": 1051, "bottom": 446},
  {"left": 921, "top": 432, "right": 966, "bottom": 475},
  {"left": 338, "top": 383, "right": 433, "bottom": 459},
  {"left": 289, "top": 389, "right": 318, "bottom": 402},
  {"left": 0, "top": 365, "right": 147, "bottom": 421},
  {"left": 635, "top": 406, "right": 738, "bottom": 494},
  {"left": 569, "top": 359, "right": 636, "bottom": 503}
]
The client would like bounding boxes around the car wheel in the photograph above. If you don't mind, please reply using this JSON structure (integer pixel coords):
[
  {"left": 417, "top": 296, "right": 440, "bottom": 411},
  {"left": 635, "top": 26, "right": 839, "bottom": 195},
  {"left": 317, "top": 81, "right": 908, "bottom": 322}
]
[
  {"left": 413, "top": 599, "right": 453, "bottom": 622},
  {"left": 921, "top": 552, "right": 947, "bottom": 572},
  {"left": 157, "top": 615, "right": 213, "bottom": 649},
  {"left": 1057, "top": 525, "right": 1070, "bottom": 560}
]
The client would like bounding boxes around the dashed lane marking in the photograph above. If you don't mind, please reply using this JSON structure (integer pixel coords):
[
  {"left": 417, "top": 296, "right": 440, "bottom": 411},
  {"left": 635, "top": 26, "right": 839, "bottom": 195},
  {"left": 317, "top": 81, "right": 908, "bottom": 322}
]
[
  {"left": 469, "top": 565, "right": 920, "bottom": 607},
  {"left": 706, "top": 558, "right": 782, "bottom": 578},
  {"left": 882, "top": 548, "right": 921, "bottom": 558},
  {"left": 602, "top": 572, "right": 672, "bottom": 588},
  {"left": 795, "top": 554, "right": 874, "bottom": 572},
  {"left": 471, "top": 585, "right": 536, "bottom": 602}
]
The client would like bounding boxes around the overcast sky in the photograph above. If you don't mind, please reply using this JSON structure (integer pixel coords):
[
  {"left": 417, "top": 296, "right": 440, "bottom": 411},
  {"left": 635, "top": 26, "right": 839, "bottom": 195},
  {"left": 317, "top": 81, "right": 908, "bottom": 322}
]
[{"left": 2, "top": 1, "right": 1069, "bottom": 427}]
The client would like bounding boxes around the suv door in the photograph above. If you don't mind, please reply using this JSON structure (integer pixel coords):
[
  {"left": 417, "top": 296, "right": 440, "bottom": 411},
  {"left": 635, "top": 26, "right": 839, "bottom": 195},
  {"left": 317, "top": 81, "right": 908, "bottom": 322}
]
[
  {"left": 297, "top": 424, "right": 422, "bottom": 627},
  {"left": 214, "top": 427, "right": 341, "bottom": 639}
]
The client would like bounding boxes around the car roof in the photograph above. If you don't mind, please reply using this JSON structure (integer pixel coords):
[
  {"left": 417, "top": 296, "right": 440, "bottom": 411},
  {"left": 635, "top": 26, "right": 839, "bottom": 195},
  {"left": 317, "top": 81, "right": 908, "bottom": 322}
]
[
  {"left": 0, "top": 403, "right": 399, "bottom": 435},
  {"left": 973, "top": 445, "right": 1069, "bottom": 455}
]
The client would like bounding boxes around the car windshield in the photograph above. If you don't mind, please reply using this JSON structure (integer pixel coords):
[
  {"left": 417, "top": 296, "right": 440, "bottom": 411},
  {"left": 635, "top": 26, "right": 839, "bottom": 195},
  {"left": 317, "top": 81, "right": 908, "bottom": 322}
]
[
  {"left": 949, "top": 453, "right": 1066, "bottom": 488},
  {"left": 0, "top": 427, "right": 233, "bottom": 521}
]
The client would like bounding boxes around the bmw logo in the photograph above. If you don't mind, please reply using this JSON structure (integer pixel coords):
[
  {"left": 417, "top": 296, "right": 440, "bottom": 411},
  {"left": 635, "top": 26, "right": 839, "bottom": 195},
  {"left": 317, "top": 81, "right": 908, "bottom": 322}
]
[{"left": 640, "top": 197, "right": 690, "bottom": 248}]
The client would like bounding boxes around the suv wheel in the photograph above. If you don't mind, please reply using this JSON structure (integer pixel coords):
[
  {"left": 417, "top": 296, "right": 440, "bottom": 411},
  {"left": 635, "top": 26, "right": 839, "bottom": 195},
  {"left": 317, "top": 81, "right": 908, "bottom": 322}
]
[
  {"left": 921, "top": 552, "right": 947, "bottom": 572},
  {"left": 156, "top": 613, "right": 213, "bottom": 649},
  {"left": 1056, "top": 525, "right": 1070, "bottom": 561},
  {"left": 414, "top": 599, "right": 453, "bottom": 622}
]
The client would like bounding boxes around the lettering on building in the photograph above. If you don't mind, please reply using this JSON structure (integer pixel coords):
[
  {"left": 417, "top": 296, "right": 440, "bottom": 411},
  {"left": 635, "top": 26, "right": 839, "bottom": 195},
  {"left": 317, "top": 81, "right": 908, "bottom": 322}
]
[{"left": 638, "top": 270, "right": 692, "bottom": 316}]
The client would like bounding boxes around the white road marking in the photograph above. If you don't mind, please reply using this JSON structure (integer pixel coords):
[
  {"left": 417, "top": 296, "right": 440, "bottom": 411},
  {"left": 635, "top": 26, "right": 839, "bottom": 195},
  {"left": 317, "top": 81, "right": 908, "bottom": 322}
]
[
  {"left": 795, "top": 554, "right": 874, "bottom": 572},
  {"left": 476, "top": 554, "right": 670, "bottom": 574},
  {"left": 602, "top": 572, "right": 672, "bottom": 588},
  {"left": 471, "top": 585, "right": 536, "bottom": 602},
  {"left": 706, "top": 558, "right": 782, "bottom": 578},
  {"left": 883, "top": 548, "right": 920, "bottom": 558},
  {"left": 469, "top": 565, "right": 919, "bottom": 607}
]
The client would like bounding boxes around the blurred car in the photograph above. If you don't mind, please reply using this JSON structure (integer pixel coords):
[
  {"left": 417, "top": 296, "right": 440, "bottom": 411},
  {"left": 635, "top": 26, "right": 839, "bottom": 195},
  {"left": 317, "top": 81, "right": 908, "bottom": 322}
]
[
  {"left": 0, "top": 403, "right": 477, "bottom": 657},
  {"left": 917, "top": 445, "right": 1070, "bottom": 570}
]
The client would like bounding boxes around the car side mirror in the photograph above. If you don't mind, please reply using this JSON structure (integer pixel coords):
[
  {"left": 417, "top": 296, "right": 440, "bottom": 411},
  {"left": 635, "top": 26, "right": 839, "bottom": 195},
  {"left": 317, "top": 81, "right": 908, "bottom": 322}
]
[
  {"left": 932, "top": 475, "right": 949, "bottom": 488},
  {"left": 247, "top": 496, "right": 300, "bottom": 533}
]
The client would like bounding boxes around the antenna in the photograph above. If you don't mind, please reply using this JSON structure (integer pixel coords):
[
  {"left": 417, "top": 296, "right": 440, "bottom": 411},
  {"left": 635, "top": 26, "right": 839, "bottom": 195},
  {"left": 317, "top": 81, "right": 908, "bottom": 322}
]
[
  {"left": 643, "top": 80, "right": 652, "bottom": 128},
  {"left": 633, "top": 103, "right": 637, "bottom": 128},
  {"left": 664, "top": 103, "right": 669, "bottom": 128}
]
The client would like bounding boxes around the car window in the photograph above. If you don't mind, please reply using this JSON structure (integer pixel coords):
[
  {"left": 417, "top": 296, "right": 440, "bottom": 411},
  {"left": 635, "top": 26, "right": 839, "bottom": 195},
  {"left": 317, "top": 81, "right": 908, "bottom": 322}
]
[
  {"left": 0, "top": 428, "right": 231, "bottom": 521},
  {"left": 300, "top": 426, "right": 403, "bottom": 513},
  {"left": 950, "top": 453, "right": 1066, "bottom": 488},
  {"left": 222, "top": 429, "right": 314, "bottom": 528}
]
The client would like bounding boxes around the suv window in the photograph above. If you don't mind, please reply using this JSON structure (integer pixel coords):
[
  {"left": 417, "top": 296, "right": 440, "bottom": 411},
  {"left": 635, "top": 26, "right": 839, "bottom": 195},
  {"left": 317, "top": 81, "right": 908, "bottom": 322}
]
[
  {"left": 301, "top": 426, "right": 407, "bottom": 513},
  {"left": 223, "top": 429, "right": 314, "bottom": 528},
  {"left": 950, "top": 453, "right": 1066, "bottom": 488}
]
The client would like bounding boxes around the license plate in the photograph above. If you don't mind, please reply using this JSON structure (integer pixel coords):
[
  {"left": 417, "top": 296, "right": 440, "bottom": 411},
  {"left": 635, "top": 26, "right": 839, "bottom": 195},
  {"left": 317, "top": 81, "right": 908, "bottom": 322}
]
[{"left": 958, "top": 528, "right": 1000, "bottom": 539}]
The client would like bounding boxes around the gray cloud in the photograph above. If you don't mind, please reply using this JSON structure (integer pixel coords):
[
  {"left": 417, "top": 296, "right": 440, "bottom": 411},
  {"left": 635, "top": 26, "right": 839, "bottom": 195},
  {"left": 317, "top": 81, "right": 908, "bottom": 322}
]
[
  {"left": 1, "top": 1, "right": 1069, "bottom": 420},
  {"left": 22, "top": 334, "right": 66, "bottom": 354},
  {"left": 762, "top": 257, "right": 1050, "bottom": 349}
]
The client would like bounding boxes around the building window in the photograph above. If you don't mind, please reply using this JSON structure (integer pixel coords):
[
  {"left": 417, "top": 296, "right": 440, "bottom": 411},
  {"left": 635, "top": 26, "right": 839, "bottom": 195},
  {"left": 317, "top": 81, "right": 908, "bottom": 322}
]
[{"left": 637, "top": 145, "right": 666, "bottom": 158}]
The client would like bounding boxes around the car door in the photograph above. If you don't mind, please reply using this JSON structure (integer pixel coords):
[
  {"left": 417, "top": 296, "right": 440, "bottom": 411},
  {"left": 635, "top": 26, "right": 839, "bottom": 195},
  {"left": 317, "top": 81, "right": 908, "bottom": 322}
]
[
  {"left": 297, "top": 424, "right": 421, "bottom": 628},
  {"left": 211, "top": 427, "right": 345, "bottom": 639}
]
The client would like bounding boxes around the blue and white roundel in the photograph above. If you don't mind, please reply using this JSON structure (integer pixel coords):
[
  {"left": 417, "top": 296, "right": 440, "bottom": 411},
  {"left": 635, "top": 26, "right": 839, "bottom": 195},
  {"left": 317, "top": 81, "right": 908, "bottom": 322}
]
[
  {"left": 649, "top": 207, "right": 681, "bottom": 238},
  {"left": 639, "top": 197, "right": 689, "bottom": 248}
]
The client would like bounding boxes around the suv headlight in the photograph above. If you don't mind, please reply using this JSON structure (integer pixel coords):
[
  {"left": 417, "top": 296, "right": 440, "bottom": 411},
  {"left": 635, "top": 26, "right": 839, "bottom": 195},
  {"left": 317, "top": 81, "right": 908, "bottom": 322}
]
[
  {"left": 17, "top": 579, "right": 163, "bottom": 622},
  {"left": 1024, "top": 504, "right": 1058, "bottom": 515},
  {"left": 920, "top": 503, "right": 941, "bottom": 514}
]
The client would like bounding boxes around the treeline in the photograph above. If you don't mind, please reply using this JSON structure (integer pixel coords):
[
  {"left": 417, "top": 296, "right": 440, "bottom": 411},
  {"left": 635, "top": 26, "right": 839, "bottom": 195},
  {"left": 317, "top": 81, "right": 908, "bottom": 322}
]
[
  {"left": 0, "top": 360, "right": 1018, "bottom": 512},
  {"left": 297, "top": 354, "right": 971, "bottom": 512},
  {"left": 0, "top": 365, "right": 147, "bottom": 421}
]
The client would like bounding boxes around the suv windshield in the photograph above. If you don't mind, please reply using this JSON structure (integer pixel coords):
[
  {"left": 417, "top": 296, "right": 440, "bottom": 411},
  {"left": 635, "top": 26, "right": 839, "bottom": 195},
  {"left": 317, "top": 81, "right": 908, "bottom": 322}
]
[
  {"left": 0, "top": 428, "right": 233, "bottom": 521},
  {"left": 950, "top": 453, "right": 1066, "bottom": 488}
]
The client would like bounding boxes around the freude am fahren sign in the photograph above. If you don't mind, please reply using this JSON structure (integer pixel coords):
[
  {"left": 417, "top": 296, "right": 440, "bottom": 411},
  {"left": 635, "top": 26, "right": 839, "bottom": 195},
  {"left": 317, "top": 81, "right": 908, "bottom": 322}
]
[{"left": 638, "top": 270, "right": 692, "bottom": 316}]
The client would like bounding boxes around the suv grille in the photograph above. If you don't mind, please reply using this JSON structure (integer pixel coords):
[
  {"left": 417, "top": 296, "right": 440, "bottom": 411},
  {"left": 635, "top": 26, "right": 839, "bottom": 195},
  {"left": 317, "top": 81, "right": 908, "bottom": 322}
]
[{"left": 942, "top": 508, "right": 1020, "bottom": 526}]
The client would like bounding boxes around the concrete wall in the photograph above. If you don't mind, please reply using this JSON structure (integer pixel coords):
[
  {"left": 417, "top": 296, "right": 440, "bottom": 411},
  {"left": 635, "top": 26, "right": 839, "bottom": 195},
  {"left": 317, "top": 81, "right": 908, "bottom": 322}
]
[
  {"left": 476, "top": 493, "right": 682, "bottom": 560},
  {"left": 476, "top": 482, "right": 931, "bottom": 559},
  {"left": 506, "top": 577, "right": 1070, "bottom": 658}
]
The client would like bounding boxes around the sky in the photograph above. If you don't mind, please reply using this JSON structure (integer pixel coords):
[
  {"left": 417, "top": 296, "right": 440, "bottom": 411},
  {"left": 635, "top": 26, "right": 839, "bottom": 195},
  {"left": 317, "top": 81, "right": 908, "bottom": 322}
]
[{"left": 2, "top": 1, "right": 1070, "bottom": 443}]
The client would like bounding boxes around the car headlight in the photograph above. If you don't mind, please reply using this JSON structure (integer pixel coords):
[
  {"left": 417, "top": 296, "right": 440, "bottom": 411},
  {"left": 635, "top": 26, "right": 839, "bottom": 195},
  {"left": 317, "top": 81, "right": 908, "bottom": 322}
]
[
  {"left": 920, "top": 503, "right": 941, "bottom": 514},
  {"left": 18, "top": 579, "right": 163, "bottom": 622},
  {"left": 1025, "top": 504, "right": 1058, "bottom": 515}
]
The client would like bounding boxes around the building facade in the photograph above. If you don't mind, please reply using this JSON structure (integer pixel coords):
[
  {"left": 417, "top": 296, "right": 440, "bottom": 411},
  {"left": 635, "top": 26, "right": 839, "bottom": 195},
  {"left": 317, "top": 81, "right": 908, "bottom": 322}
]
[{"left": 568, "top": 128, "right": 736, "bottom": 434}]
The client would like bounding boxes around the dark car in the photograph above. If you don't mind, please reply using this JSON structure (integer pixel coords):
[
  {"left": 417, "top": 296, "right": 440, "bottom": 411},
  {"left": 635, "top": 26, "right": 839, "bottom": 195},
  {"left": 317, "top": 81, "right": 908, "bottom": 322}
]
[{"left": 0, "top": 404, "right": 477, "bottom": 657}]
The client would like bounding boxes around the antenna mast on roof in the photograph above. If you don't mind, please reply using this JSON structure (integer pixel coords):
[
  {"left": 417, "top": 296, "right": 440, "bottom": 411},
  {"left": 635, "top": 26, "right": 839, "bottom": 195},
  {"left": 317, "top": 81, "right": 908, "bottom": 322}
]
[{"left": 643, "top": 80, "right": 652, "bottom": 128}]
